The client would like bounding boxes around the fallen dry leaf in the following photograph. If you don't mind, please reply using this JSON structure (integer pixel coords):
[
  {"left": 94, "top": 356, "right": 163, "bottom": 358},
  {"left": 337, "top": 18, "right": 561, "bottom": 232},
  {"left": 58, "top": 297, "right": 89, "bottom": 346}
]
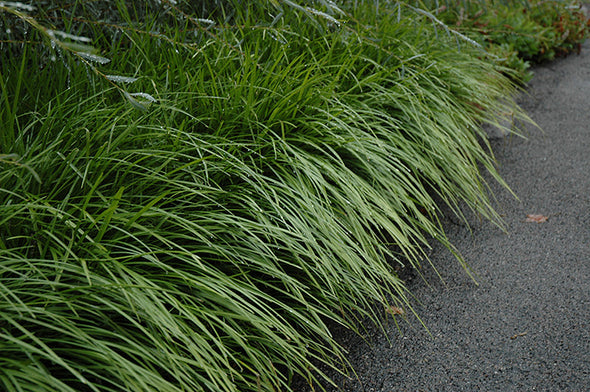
[
  {"left": 510, "top": 331, "right": 528, "bottom": 340},
  {"left": 525, "top": 214, "right": 548, "bottom": 223},
  {"left": 386, "top": 305, "right": 405, "bottom": 316}
]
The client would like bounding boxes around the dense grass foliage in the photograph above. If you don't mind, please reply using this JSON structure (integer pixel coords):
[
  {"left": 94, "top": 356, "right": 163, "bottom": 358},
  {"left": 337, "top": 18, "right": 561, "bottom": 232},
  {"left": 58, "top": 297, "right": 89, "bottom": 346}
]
[{"left": 0, "top": 0, "right": 563, "bottom": 391}]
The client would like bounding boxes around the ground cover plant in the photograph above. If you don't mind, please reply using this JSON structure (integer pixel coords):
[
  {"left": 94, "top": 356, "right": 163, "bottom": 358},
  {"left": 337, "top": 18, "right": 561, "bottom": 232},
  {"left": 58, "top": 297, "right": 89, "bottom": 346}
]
[
  {"left": 422, "top": 0, "right": 590, "bottom": 81},
  {"left": 0, "top": 0, "right": 579, "bottom": 391}
]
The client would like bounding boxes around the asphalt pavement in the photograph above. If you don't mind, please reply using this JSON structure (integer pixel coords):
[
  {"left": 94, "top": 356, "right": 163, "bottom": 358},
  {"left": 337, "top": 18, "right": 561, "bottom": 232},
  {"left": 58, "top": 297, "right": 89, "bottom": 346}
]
[{"left": 300, "top": 37, "right": 590, "bottom": 392}]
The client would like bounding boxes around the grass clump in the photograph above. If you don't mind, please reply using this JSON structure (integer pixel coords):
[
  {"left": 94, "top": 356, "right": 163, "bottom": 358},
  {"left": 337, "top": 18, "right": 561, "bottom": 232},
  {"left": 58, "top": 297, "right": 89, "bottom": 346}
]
[{"left": 0, "top": 1, "right": 533, "bottom": 391}]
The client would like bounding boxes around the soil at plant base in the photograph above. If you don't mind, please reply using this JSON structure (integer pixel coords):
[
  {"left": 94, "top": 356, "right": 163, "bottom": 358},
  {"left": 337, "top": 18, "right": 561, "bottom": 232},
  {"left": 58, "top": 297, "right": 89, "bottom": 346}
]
[{"left": 296, "top": 37, "right": 590, "bottom": 392}]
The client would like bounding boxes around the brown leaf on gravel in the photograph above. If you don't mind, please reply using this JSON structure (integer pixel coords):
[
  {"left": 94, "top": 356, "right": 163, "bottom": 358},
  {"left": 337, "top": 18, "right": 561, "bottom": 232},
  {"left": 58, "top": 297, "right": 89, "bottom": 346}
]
[
  {"left": 510, "top": 331, "right": 528, "bottom": 340},
  {"left": 386, "top": 306, "right": 405, "bottom": 316},
  {"left": 525, "top": 214, "right": 548, "bottom": 223}
]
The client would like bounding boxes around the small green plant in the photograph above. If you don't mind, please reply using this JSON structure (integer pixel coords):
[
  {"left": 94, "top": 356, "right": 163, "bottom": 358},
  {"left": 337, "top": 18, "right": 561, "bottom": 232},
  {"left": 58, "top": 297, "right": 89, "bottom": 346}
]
[{"left": 422, "top": 0, "right": 590, "bottom": 81}]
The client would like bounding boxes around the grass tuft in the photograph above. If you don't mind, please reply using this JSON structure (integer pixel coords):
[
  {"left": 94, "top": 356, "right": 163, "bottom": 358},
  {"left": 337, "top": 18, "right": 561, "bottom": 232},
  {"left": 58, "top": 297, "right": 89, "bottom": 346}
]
[{"left": 0, "top": 1, "right": 546, "bottom": 391}]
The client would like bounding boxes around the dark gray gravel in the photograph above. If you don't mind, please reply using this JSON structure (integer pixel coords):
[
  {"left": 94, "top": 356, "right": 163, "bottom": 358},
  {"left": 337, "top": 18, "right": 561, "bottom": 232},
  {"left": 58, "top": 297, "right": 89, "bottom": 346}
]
[{"left": 299, "top": 40, "right": 590, "bottom": 392}]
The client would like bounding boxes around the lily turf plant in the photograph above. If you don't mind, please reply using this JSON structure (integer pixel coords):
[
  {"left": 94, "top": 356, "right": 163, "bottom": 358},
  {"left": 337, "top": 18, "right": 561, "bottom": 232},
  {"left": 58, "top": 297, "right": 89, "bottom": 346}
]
[{"left": 0, "top": 0, "right": 545, "bottom": 391}]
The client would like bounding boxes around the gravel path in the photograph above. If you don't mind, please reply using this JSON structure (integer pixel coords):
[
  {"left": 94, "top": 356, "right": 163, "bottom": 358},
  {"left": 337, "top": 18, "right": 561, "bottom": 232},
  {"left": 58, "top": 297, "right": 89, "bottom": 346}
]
[{"left": 301, "top": 39, "right": 590, "bottom": 392}]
